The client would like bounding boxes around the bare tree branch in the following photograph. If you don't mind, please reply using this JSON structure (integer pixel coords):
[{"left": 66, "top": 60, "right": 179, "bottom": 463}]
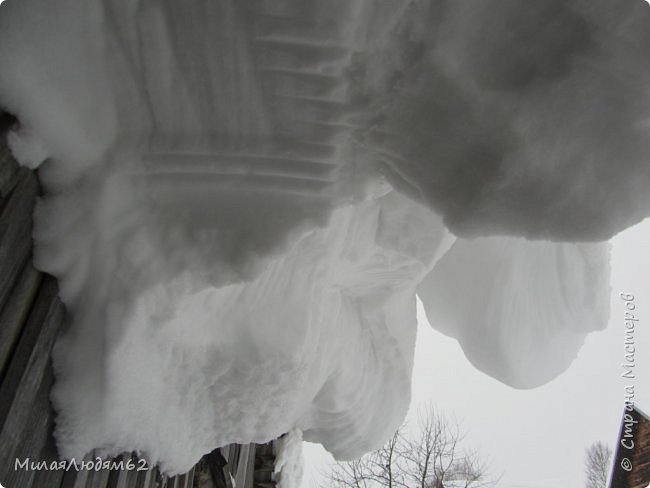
[
  {"left": 584, "top": 442, "right": 612, "bottom": 488},
  {"left": 322, "top": 404, "right": 495, "bottom": 488}
]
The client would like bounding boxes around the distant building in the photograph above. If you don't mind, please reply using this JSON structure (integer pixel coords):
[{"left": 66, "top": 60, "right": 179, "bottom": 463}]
[{"left": 609, "top": 406, "right": 650, "bottom": 488}]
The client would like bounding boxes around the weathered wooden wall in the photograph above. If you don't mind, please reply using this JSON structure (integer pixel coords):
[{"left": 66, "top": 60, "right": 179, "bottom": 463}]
[
  {"left": 0, "top": 118, "right": 279, "bottom": 488},
  {"left": 609, "top": 406, "right": 650, "bottom": 488}
]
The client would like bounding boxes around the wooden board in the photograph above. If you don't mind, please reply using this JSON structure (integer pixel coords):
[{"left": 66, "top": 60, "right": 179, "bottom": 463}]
[
  {"left": 0, "top": 170, "right": 39, "bottom": 313},
  {"left": 0, "top": 134, "right": 21, "bottom": 200},
  {"left": 0, "top": 261, "right": 42, "bottom": 383},
  {"left": 0, "top": 277, "right": 64, "bottom": 484},
  {"left": 609, "top": 406, "right": 650, "bottom": 488}
]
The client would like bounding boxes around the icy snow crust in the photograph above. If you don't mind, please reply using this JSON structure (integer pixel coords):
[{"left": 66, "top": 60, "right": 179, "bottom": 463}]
[{"left": 0, "top": 0, "right": 644, "bottom": 475}]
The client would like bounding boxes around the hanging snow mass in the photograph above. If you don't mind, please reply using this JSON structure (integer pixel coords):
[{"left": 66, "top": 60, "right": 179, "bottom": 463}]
[{"left": 0, "top": 0, "right": 648, "bottom": 474}]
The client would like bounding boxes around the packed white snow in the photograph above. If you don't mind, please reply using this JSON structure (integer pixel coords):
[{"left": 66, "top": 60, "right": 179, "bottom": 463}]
[
  {"left": 274, "top": 429, "right": 305, "bottom": 488},
  {"left": 0, "top": 0, "right": 646, "bottom": 476},
  {"left": 418, "top": 238, "right": 611, "bottom": 388},
  {"left": 48, "top": 188, "right": 451, "bottom": 473}
]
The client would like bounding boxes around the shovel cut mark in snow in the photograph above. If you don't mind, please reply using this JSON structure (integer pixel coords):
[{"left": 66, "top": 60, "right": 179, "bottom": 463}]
[{"left": 0, "top": 0, "right": 647, "bottom": 474}]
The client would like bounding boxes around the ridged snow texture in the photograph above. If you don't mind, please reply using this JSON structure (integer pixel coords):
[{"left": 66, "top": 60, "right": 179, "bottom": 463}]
[{"left": 0, "top": 0, "right": 641, "bottom": 474}]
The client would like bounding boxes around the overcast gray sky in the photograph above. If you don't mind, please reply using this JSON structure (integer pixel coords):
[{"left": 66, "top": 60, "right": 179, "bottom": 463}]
[{"left": 303, "top": 217, "right": 650, "bottom": 488}]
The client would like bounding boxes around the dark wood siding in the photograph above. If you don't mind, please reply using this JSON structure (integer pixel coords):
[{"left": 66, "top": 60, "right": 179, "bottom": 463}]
[{"left": 609, "top": 406, "right": 650, "bottom": 488}]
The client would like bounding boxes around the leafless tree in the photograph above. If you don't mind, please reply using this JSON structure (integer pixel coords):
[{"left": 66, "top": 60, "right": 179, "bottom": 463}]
[
  {"left": 323, "top": 406, "right": 493, "bottom": 488},
  {"left": 584, "top": 442, "right": 612, "bottom": 488},
  {"left": 327, "top": 427, "right": 408, "bottom": 488}
]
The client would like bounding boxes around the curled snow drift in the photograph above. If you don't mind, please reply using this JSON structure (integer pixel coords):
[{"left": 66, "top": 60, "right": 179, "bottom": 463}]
[
  {"left": 47, "top": 188, "right": 450, "bottom": 472},
  {"left": 0, "top": 0, "right": 640, "bottom": 475},
  {"left": 418, "top": 238, "right": 611, "bottom": 389}
]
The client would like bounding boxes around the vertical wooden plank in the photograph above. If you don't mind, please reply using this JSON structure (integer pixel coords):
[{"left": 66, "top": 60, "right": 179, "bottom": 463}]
[
  {"left": 59, "top": 465, "right": 83, "bottom": 488},
  {"left": 221, "top": 445, "right": 230, "bottom": 461},
  {"left": 28, "top": 431, "right": 66, "bottom": 488},
  {"left": 136, "top": 464, "right": 155, "bottom": 488},
  {"left": 123, "top": 463, "right": 140, "bottom": 488},
  {"left": 0, "top": 170, "right": 39, "bottom": 312},
  {"left": 96, "top": 453, "right": 146, "bottom": 488},
  {"left": 226, "top": 445, "right": 240, "bottom": 476},
  {"left": 156, "top": 469, "right": 167, "bottom": 488},
  {"left": 0, "top": 134, "right": 21, "bottom": 201},
  {"left": 233, "top": 444, "right": 249, "bottom": 488},
  {"left": 2, "top": 435, "right": 38, "bottom": 487},
  {"left": 0, "top": 263, "right": 42, "bottom": 383},
  {"left": 0, "top": 278, "right": 61, "bottom": 425},
  {"left": 86, "top": 466, "right": 112, "bottom": 488},
  {"left": 105, "top": 454, "right": 124, "bottom": 488},
  {"left": 150, "top": 469, "right": 162, "bottom": 488},
  {"left": 141, "top": 467, "right": 154, "bottom": 488},
  {"left": 70, "top": 463, "right": 91, "bottom": 488},
  {"left": 0, "top": 278, "right": 64, "bottom": 484},
  {"left": 183, "top": 467, "right": 194, "bottom": 488},
  {"left": 84, "top": 452, "right": 112, "bottom": 488},
  {"left": 151, "top": 468, "right": 162, "bottom": 488},
  {"left": 25, "top": 360, "right": 66, "bottom": 488},
  {"left": 244, "top": 444, "right": 256, "bottom": 488},
  {"left": 126, "top": 454, "right": 143, "bottom": 488}
]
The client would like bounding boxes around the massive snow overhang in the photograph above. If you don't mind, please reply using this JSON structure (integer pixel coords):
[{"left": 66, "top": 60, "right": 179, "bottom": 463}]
[{"left": 0, "top": 0, "right": 645, "bottom": 474}]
